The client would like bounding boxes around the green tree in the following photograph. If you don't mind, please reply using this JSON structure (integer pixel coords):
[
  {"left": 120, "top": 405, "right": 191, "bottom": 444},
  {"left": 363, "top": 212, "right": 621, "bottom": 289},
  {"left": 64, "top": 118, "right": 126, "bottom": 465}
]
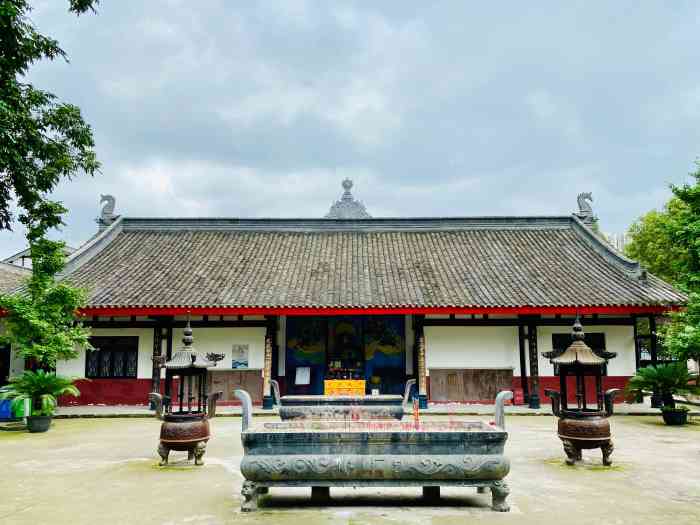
[
  {"left": 624, "top": 197, "right": 690, "bottom": 287},
  {"left": 0, "top": 229, "right": 92, "bottom": 369},
  {"left": 0, "top": 0, "right": 100, "bottom": 232},
  {"left": 0, "top": 0, "right": 98, "bottom": 369},
  {"left": 663, "top": 293, "right": 700, "bottom": 384},
  {"left": 662, "top": 163, "right": 700, "bottom": 381},
  {"left": 668, "top": 162, "right": 700, "bottom": 290}
]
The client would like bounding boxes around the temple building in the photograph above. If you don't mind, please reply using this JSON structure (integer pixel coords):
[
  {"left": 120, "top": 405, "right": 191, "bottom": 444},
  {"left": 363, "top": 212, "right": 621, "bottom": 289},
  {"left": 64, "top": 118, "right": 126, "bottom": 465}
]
[{"left": 3, "top": 181, "right": 686, "bottom": 407}]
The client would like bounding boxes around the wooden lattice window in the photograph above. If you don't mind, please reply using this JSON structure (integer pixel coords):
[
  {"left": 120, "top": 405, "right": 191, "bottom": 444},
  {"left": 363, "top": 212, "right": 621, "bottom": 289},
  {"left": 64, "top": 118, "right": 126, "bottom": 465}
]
[{"left": 86, "top": 337, "right": 139, "bottom": 379}]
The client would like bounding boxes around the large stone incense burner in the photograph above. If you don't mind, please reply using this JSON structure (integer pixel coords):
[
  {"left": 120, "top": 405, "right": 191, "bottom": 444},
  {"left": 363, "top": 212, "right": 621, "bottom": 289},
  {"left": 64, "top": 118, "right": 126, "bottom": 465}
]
[
  {"left": 543, "top": 318, "right": 620, "bottom": 466},
  {"left": 149, "top": 321, "right": 222, "bottom": 466},
  {"left": 235, "top": 388, "right": 513, "bottom": 512},
  {"left": 272, "top": 379, "right": 415, "bottom": 421}
]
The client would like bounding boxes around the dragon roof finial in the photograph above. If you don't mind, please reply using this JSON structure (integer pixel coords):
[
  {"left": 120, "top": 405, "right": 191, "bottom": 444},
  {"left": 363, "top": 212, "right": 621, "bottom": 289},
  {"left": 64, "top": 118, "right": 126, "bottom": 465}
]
[
  {"left": 96, "top": 194, "right": 117, "bottom": 231},
  {"left": 575, "top": 192, "right": 597, "bottom": 226}
]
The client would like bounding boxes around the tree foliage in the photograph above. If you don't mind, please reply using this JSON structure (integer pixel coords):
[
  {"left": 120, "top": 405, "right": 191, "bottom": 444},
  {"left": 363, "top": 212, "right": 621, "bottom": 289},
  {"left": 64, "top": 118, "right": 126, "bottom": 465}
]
[
  {"left": 0, "top": 0, "right": 97, "bottom": 370},
  {"left": 624, "top": 197, "right": 691, "bottom": 286},
  {"left": 662, "top": 164, "right": 700, "bottom": 379},
  {"left": 0, "top": 231, "right": 92, "bottom": 369},
  {"left": 626, "top": 162, "right": 700, "bottom": 379},
  {"left": 668, "top": 162, "right": 700, "bottom": 289},
  {"left": 0, "top": 0, "right": 100, "bottom": 232}
]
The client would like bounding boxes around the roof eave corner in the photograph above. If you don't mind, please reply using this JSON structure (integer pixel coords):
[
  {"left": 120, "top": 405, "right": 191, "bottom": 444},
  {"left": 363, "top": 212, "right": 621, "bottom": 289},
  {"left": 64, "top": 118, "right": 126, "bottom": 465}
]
[
  {"left": 569, "top": 214, "right": 643, "bottom": 279},
  {"left": 59, "top": 216, "right": 125, "bottom": 278}
]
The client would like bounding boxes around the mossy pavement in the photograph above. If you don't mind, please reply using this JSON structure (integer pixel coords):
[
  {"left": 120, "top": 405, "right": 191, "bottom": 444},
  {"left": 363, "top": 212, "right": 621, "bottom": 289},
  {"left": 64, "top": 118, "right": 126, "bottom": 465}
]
[{"left": 0, "top": 414, "right": 698, "bottom": 524}]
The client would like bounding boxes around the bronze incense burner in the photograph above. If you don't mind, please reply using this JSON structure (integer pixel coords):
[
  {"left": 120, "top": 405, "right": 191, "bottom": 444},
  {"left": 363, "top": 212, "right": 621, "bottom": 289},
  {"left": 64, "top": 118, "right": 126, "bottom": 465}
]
[
  {"left": 543, "top": 318, "right": 620, "bottom": 466},
  {"left": 149, "top": 320, "right": 223, "bottom": 466}
]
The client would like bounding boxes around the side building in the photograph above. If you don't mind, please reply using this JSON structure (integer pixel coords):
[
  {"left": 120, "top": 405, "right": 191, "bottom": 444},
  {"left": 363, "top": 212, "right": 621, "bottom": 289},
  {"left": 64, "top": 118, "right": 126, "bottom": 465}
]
[
  {"left": 45, "top": 184, "right": 684, "bottom": 408},
  {"left": 0, "top": 263, "right": 31, "bottom": 386}
]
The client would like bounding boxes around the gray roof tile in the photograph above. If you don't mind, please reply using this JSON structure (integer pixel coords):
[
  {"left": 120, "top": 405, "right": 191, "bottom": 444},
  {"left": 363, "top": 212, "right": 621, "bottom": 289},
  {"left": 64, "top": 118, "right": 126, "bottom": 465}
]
[
  {"left": 62, "top": 217, "right": 686, "bottom": 309},
  {"left": 0, "top": 263, "right": 30, "bottom": 294}
]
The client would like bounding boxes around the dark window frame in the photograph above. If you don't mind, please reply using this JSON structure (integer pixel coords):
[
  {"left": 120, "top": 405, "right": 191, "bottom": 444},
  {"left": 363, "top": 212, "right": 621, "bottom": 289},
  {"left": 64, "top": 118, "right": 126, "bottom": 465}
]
[{"left": 86, "top": 336, "right": 139, "bottom": 379}]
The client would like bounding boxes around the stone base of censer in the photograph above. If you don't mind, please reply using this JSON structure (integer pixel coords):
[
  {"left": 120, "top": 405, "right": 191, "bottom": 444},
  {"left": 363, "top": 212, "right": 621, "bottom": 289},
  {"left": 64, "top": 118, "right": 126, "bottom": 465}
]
[
  {"left": 557, "top": 415, "right": 613, "bottom": 466},
  {"left": 157, "top": 412, "right": 211, "bottom": 466}
]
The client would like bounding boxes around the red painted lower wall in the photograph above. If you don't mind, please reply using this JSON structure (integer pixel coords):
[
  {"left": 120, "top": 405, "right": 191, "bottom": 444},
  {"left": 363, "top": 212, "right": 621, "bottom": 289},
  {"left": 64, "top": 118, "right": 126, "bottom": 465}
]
[
  {"left": 60, "top": 379, "right": 265, "bottom": 406},
  {"left": 510, "top": 376, "right": 631, "bottom": 405},
  {"left": 61, "top": 379, "right": 162, "bottom": 406},
  {"left": 60, "top": 376, "right": 631, "bottom": 406}
]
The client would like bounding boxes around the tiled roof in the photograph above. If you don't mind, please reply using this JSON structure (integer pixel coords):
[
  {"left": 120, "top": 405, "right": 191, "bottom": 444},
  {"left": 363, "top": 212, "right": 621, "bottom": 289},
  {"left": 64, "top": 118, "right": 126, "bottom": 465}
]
[
  {"left": 61, "top": 216, "right": 686, "bottom": 310},
  {"left": 0, "top": 262, "right": 30, "bottom": 294}
]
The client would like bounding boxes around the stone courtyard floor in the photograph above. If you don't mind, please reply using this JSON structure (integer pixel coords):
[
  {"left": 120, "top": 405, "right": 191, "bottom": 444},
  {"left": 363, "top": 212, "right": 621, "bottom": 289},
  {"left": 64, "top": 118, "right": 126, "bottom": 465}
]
[{"left": 0, "top": 414, "right": 698, "bottom": 525}]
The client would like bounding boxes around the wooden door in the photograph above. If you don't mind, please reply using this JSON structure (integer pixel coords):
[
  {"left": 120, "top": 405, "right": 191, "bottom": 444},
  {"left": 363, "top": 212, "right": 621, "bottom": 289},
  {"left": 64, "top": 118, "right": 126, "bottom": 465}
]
[
  {"left": 429, "top": 368, "right": 513, "bottom": 402},
  {"left": 210, "top": 371, "right": 263, "bottom": 403}
]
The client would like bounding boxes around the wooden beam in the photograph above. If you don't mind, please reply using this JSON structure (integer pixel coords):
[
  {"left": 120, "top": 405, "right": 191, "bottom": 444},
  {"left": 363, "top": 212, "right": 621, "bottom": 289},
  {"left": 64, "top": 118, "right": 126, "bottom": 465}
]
[
  {"left": 77, "top": 304, "right": 677, "bottom": 318},
  {"left": 84, "top": 319, "right": 269, "bottom": 329},
  {"left": 421, "top": 317, "right": 634, "bottom": 327}
]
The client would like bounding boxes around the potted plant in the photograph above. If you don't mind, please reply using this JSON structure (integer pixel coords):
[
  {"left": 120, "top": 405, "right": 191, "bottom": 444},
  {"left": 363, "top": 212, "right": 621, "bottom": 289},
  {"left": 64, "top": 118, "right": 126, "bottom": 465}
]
[
  {"left": 626, "top": 362, "right": 698, "bottom": 426},
  {"left": 0, "top": 370, "right": 80, "bottom": 432}
]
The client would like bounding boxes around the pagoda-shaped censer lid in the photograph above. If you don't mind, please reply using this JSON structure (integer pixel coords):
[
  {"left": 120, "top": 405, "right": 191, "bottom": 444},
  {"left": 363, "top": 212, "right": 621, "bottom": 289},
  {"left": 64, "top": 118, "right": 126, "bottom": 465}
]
[
  {"left": 543, "top": 317, "right": 617, "bottom": 365},
  {"left": 165, "top": 319, "right": 217, "bottom": 369}
]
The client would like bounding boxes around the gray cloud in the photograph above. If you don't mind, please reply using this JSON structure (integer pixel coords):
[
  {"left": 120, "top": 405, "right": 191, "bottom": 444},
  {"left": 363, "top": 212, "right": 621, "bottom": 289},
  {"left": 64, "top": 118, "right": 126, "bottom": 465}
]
[{"left": 2, "top": 1, "right": 699, "bottom": 256}]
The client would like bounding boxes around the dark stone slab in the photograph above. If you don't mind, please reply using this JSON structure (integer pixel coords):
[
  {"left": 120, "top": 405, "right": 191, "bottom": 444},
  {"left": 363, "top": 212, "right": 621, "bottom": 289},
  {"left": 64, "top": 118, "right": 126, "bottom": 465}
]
[
  {"left": 280, "top": 395, "right": 403, "bottom": 407},
  {"left": 279, "top": 404, "right": 405, "bottom": 421}
]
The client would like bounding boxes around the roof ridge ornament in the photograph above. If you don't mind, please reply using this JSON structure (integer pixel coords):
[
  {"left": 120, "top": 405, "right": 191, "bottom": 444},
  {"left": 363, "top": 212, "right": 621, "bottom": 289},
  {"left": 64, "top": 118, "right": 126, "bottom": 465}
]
[
  {"left": 325, "top": 179, "right": 372, "bottom": 219},
  {"left": 575, "top": 192, "right": 597, "bottom": 227},
  {"left": 97, "top": 194, "right": 117, "bottom": 232}
]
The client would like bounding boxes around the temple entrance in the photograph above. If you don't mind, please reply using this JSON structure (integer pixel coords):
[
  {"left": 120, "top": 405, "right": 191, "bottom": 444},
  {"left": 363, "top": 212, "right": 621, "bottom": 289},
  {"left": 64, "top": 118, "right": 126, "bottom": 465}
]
[{"left": 284, "top": 316, "right": 406, "bottom": 396}]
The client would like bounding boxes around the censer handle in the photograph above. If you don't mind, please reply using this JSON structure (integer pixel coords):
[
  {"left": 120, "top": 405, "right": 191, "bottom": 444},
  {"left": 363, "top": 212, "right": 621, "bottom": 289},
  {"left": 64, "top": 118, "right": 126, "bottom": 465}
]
[
  {"left": 207, "top": 391, "right": 223, "bottom": 419},
  {"left": 494, "top": 390, "right": 513, "bottom": 429},
  {"left": 544, "top": 389, "right": 561, "bottom": 417},
  {"left": 269, "top": 379, "right": 281, "bottom": 407},
  {"left": 148, "top": 393, "right": 164, "bottom": 420},
  {"left": 234, "top": 389, "right": 253, "bottom": 431},
  {"left": 604, "top": 388, "right": 620, "bottom": 417},
  {"left": 403, "top": 379, "right": 417, "bottom": 406}
]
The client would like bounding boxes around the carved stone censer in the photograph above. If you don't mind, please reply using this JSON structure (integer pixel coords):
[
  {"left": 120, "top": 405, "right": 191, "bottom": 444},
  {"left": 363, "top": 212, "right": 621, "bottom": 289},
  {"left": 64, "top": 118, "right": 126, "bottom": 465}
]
[
  {"left": 149, "top": 320, "right": 223, "bottom": 466},
  {"left": 543, "top": 318, "right": 620, "bottom": 466}
]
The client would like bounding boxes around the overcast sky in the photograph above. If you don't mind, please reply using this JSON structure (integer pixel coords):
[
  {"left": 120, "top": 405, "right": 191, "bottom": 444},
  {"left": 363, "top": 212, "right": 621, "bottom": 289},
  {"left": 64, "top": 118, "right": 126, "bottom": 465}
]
[{"left": 2, "top": 1, "right": 699, "bottom": 257}]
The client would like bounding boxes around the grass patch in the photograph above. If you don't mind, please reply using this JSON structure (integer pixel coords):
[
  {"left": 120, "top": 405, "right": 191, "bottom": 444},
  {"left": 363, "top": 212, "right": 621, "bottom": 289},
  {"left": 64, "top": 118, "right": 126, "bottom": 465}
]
[{"left": 543, "top": 457, "right": 625, "bottom": 471}]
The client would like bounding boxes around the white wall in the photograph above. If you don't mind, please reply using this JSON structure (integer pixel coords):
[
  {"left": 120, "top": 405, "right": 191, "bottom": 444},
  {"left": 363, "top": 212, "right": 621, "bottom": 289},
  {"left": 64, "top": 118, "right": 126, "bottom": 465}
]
[
  {"left": 423, "top": 324, "right": 637, "bottom": 378},
  {"left": 424, "top": 326, "right": 519, "bottom": 375},
  {"left": 537, "top": 325, "right": 636, "bottom": 376},
  {"left": 55, "top": 326, "right": 266, "bottom": 379}
]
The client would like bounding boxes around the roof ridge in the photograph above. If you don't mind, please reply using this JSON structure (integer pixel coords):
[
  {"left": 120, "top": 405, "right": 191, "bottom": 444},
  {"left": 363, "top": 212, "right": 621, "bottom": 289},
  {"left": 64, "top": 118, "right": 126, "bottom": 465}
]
[
  {"left": 116, "top": 215, "right": 577, "bottom": 233},
  {"left": 60, "top": 216, "right": 124, "bottom": 278},
  {"left": 0, "top": 261, "right": 31, "bottom": 274},
  {"left": 569, "top": 215, "right": 642, "bottom": 277}
]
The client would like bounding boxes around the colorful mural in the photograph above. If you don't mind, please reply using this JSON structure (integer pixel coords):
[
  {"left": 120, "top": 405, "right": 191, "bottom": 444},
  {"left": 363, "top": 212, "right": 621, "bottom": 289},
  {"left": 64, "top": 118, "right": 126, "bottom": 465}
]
[
  {"left": 364, "top": 316, "right": 405, "bottom": 394},
  {"left": 285, "top": 316, "right": 406, "bottom": 395},
  {"left": 285, "top": 317, "right": 326, "bottom": 394}
]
